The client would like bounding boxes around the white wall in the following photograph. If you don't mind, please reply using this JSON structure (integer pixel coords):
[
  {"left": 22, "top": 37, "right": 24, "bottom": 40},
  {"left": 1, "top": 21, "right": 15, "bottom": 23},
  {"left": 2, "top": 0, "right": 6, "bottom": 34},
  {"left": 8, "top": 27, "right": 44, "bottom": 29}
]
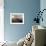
[
  {"left": 40, "top": 0, "right": 46, "bottom": 27},
  {"left": 40, "top": 0, "right": 46, "bottom": 45},
  {"left": 0, "top": 0, "right": 4, "bottom": 42}
]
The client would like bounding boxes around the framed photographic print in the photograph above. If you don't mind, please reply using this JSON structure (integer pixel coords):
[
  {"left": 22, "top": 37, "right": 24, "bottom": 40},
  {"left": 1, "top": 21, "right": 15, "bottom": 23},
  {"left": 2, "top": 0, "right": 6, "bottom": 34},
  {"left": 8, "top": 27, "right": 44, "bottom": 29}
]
[{"left": 10, "top": 13, "right": 24, "bottom": 24}]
